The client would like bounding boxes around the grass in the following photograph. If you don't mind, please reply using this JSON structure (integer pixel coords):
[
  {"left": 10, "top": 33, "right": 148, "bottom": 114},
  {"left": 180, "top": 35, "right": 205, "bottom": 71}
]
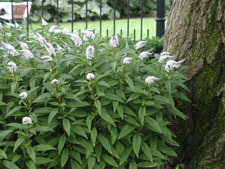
[{"left": 31, "top": 17, "right": 156, "bottom": 40}]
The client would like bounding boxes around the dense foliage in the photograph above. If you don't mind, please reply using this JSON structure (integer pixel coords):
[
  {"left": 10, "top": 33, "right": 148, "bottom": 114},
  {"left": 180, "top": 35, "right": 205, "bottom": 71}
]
[{"left": 0, "top": 23, "right": 188, "bottom": 169}]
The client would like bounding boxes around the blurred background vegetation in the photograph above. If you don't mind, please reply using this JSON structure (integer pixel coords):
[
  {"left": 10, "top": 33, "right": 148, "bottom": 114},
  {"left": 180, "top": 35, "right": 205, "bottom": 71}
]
[{"left": 1, "top": 0, "right": 171, "bottom": 22}]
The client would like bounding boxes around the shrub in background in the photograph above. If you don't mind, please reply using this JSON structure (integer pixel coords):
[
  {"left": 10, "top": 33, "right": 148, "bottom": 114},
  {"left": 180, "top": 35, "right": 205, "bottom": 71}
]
[{"left": 0, "top": 23, "right": 189, "bottom": 169}]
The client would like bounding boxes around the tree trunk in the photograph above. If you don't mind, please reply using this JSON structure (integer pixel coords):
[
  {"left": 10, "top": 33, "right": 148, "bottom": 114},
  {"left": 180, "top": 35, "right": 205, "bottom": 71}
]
[{"left": 164, "top": 0, "right": 225, "bottom": 168}]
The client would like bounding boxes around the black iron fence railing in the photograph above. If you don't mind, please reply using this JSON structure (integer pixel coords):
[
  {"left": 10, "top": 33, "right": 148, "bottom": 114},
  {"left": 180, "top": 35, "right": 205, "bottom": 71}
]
[{"left": 5, "top": 0, "right": 174, "bottom": 40}]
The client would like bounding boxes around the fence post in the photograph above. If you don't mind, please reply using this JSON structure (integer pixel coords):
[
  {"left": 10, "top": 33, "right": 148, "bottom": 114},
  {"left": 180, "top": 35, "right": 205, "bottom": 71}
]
[
  {"left": 56, "top": 0, "right": 59, "bottom": 25},
  {"left": 71, "top": 0, "right": 74, "bottom": 32},
  {"left": 11, "top": 0, "right": 14, "bottom": 23},
  {"left": 26, "top": 0, "right": 29, "bottom": 38},
  {"left": 156, "top": 0, "right": 165, "bottom": 37}
]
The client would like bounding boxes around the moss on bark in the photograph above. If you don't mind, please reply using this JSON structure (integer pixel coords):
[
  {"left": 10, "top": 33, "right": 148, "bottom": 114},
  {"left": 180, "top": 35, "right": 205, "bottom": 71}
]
[{"left": 164, "top": 0, "right": 225, "bottom": 168}]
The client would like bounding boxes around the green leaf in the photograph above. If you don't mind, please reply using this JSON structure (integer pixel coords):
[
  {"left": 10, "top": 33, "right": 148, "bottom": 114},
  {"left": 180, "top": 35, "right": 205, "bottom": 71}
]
[
  {"left": 63, "top": 118, "right": 71, "bottom": 136},
  {"left": 118, "top": 124, "right": 135, "bottom": 139},
  {"left": 120, "top": 147, "right": 132, "bottom": 165},
  {"left": 86, "top": 115, "right": 94, "bottom": 132},
  {"left": 33, "top": 144, "right": 56, "bottom": 152},
  {"left": 137, "top": 162, "right": 158, "bottom": 168},
  {"left": 6, "top": 106, "right": 21, "bottom": 118},
  {"left": 165, "top": 81, "right": 171, "bottom": 95},
  {"left": 95, "top": 145, "right": 102, "bottom": 163},
  {"left": 26, "top": 161, "right": 36, "bottom": 169},
  {"left": 98, "top": 134, "right": 112, "bottom": 154},
  {"left": 94, "top": 100, "right": 101, "bottom": 115},
  {"left": 91, "top": 128, "right": 97, "bottom": 146},
  {"left": 33, "top": 93, "right": 51, "bottom": 103},
  {"left": 3, "top": 160, "right": 20, "bottom": 169},
  {"left": 35, "top": 126, "right": 54, "bottom": 133},
  {"left": 125, "top": 76, "right": 134, "bottom": 91},
  {"left": 158, "top": 143, "right": 177, "bottom": 156},
  {"left": 35, "top": 157, "right": 53, "bottom": 165},
  {"left": 73, "top": 125, "right": 88, "bottom": 139},
  {"left": 146, "top": 117, "right": 162, "bottom": 133},
  {"left": 174, "top": 92, "right": 191, "bottom": 102},
  {"left": 71, "top": 151, "right": 82, "bottom": 164},
  {"left": 27, "top": 147, "right": 36, "bottom": 162},
  {"left": 100, "top": 111, "right": 116, "bottom": 127},
  {"left": 58, "top": 135, "right": 66, "bottom": 155},
  {"left": 13, "top": 137, "right": 25, "bottom": 153},
  {"left": 111, "top": 62, "right": 117, "bottom": 72},
  {"left": 71, "top": 160, "right": 81, "bottom": 169},
  {"left": 112, "top": 101, "right": 119, "bottom": 112},
  {"left": 132, "top": 134, "right": 141, "bottom": 157},
  {"left": 61, "top": 148, "right": 69, "bottom": 168},
  {"left": 88, "top": 156, "right": 96, "bottom": 169},
  {"left": 102, "top": 154, "right": 118, "bottom": 167},
  {"left": 0, "top": 130, "right": 12, "bottom": 141},
  {"left": 138, "top": 107, "right": 146, "bottom": 125},
  {"left": 104, "top": 93, "right": 124, "bottom": 103},
  {"left": 0, "top": 149, "right": 7, "bottom": 159},
  {"left": 141, "top": 142, "right": 153, "bottom": 162},
  {"left": 48, "top": 109, "right": 58, "bottom": 125},
  {"left": 98, "top": 81, "right": 110, "bottom": 88},
  {"left": 129, "top": 160, "right": 137, "bottom": 169},
  {"left": 117, "top": 104, "right": 124, "bottom": 119},
  {"left": 153, "top": 95, "right": 174, "bottom": 106}
]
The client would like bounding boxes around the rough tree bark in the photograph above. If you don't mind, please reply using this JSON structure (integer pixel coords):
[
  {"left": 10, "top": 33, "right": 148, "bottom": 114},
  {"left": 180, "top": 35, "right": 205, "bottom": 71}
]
[{"left": 164, "top": 0, "right": 225, "bottom": 168}]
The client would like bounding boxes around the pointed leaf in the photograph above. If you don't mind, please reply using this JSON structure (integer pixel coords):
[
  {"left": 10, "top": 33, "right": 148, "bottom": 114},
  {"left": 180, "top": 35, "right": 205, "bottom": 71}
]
[
  {"left": 132, "top": 134, "right": 141, "bottom": 157},
  {"left": 63, "top": 118, "right": 71, "bottom": 136},
  {"left": 118, "top": 124, "right": 135, "bottom": 139}
]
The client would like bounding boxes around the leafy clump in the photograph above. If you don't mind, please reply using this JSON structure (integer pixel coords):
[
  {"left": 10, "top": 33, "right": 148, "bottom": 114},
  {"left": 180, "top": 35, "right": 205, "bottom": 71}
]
[{"left": 0, "top": 23, "right": 189, "bottom": 169}]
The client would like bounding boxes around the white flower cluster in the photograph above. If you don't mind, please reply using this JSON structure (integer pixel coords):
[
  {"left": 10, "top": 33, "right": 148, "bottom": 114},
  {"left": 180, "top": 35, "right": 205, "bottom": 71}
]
[
  {"left": 135, "top": 41, "right": 147, "bottom": 50},
  {"left": 40, "top": 56, "right": 53, "bottom": 62},
  {"left": 43, "top": 41, "right": 56, "bottom": 56},
  {"left": 145, "top": 76, "right": 159, "bottom": 85},
  {"left": 42, "top": 18, "right": 48, "bottom": 26},
  {"left": 86, "top": 73, "right": 95, "bottom": 80},
  {"left": 67, "top": 33, "right": 82, "bottom": 47},
  {"left": 139, "top": 51, "right": 151, "bottom": 60},
  {"left": 51, "top": 79, "right": 59, "bottom": 84},
  {"left": 1, "top": 42, "right": 19, "bottom": 56},
  {"left": 109, "top": 36, "right": 119, "bottom": 47},
  {"left": 86, "top": 45, "right": 95, "bottom": 60},
  {"left": 159, "top": 52, "right": 174, "bottom": 63},
  {"left": 82, "top": 30, "right": 95, "bottom": 41},
  {"left": 7, "top": 62, "right": 17, "bottom": 73},
  {"left": 20, "top": 50, "right": 33, "bottom": 59},
  {"left": 0, "top": 23, "right": 2, "bottom": 29},
  {"left": 17, "top": 41, "right": 29, "bottom": 50},
  {"left": 19, "top": 92, "right": 28, "bottom": 99},
  {"left": 22, "top": 117, "right": 32, "bottom": 125},
  {"left": 165, "top": 59, "right": 185, "bottom": 72},
  {"left": 33, "top": 32, "right": 47, "bottom": 47},
  {"left": 123, "top": 57, "right": 133, "bottom": 64}
]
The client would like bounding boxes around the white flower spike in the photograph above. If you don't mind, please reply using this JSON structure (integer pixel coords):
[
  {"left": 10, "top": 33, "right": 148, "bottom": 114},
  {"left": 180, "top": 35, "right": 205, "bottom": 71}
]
[
  {"left": 43, "top": 41, "right": 56, "bottom": 56},
  {"left": 135, "top": 41, "right": 147, "bottom": 50},
  {"left": 159, "top": 52, "right": 174, "bottom": 63},
  {"left": 51, "top": 79, "right": 59, "bottom": 84},
  {"left": 49, "top": 26, "right": 60, "bottom": 34},
  {"left": 109, "top": 36, "right": 119, "bottom": 47},
  {"left": 145, "top": 76, "right": 159, "bottom": 85},
  {"left": 67, "top": 34, "right": 82, "bottom": 47},
  {"left": 17, "top": 41, "right": 29, "bottom": 50},
  {"left": 7, "top": 62, "right": 17, "bottom": 73},
  {"left": 165, "top": 59, "right": 185, "bottom": 72},
  {"left": 0, "top": 23, "right": 2, "bottom": 29},
  {"left": 86, "top": 73, "right": 95, "bottom": 80},
  {"left": 20, "top": 50, "right": 33, "bottom": 59},
  {"left": 15, "top": 22, "right": 20, "bottom": 29},
  {"left": 33, "top": 32, "right": 47, "bottom": 47},
  {"left": 42, "top": 18, "right": 48, "bottom": 26},
  {"left": 40, "top": 56, "right": 53, "bottom": 62},
  {"left": 123, "top": 57, "right": 133, "bottom": 64},
  {"left": 56, "top": 44, "right": 63, "bottom": 51},
  {"left": 22, "top": 117, "right": 32, "bottom": 125},
  {"left": 5, "top": 22, "right": 14, "bottom": 27},
  {"left": 139, "top": 51, "right": 151, "bottom": 60},
  {"left": 19, "top": 92, "right": 28, "bottom": 99},
  {"left": 86, "top": 45, "right": 95, "bottom": 60}
]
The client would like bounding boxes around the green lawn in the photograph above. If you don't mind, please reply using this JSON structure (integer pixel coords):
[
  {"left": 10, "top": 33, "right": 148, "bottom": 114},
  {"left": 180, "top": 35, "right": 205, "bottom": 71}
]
[{"left": 31, "top": 17, "right": 156, "bottom": 40}]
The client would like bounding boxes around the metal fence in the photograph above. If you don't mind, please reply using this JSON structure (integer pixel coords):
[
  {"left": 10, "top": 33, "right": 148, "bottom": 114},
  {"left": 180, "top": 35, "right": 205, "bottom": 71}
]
[{"left": 7, "top": 0, "right": 172, "bottom": 39}]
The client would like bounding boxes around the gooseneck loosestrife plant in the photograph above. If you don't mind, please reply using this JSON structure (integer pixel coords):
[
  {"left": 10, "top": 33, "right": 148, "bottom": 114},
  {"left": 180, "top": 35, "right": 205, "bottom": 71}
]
[{"left": 0, "top": 22, "right": 189, "bottom": 169}]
